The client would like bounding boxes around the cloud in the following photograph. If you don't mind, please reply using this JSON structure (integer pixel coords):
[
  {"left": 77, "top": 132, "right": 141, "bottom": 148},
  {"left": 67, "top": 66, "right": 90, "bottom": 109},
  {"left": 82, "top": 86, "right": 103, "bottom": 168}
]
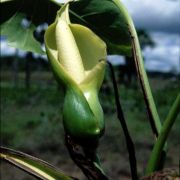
[
  {"left": 0, "top": 41, "right": 16, "bottom": 56},
  {"left": 107, "top": 33, "right": 180, "bottom": 74},
  {"left": 143, "top": 32, "right": 180, "bottom": 73},
  {"left": 119, "top": 0, "right": 180, "bottom": 73},
  {"left": 107, "top": 55, "right": 125, "bottom": 65},
  {"left": 121, "top": 0, "right": 180, "bottom": 33}
]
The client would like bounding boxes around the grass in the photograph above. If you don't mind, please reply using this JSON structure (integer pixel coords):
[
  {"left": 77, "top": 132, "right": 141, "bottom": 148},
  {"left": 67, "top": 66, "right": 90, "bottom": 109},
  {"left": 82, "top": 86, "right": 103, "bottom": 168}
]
[{"left": 0, "top": 71, "right": 179, "bottom": 179}]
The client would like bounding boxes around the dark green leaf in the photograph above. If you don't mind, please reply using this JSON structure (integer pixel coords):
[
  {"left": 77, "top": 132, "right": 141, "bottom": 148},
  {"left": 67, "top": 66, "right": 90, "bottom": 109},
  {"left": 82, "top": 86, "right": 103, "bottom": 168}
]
[
  {"left": 1, "top": 0, "right": 132, "bottom": 56},
  {"left": 69, "top": 0, "right": 132, "bottom": 56},
  {"left": 0, "top": 0, "right": 60, "bottom": 25},
  {"left": 0, "top": 146, "right": 76, "bottom": 180}
]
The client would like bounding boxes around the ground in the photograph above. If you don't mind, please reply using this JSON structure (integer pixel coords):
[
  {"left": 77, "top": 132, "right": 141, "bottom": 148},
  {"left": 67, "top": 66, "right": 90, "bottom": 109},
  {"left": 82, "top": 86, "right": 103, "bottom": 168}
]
[{"left": 0, "top": 71, "right": 179, "bottom": 180}]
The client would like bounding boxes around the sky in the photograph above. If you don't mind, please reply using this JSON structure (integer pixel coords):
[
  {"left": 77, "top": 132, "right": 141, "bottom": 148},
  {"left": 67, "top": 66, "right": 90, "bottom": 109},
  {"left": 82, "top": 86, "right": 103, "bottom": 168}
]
[
  {"left": 121, "top": 0, "right": 180, "bottom": 73},
  {"left": 1, "top": 0, "right": 180, "bottom": 73}
]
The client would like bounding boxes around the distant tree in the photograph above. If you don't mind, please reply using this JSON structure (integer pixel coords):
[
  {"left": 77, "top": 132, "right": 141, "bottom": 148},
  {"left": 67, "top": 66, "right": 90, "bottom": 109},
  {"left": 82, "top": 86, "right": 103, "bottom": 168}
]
[
  {"left": 12, "top": 49, "right": 19, "bottom": 88},
  {"left": 137, "top": 29, "right": 155, "bottom": 50},
  {"left": 119, "top": 29, "right": 155, "bottom": 85},
  {"left": 25, "top": 52, "right": 33, "bottom": 89}
]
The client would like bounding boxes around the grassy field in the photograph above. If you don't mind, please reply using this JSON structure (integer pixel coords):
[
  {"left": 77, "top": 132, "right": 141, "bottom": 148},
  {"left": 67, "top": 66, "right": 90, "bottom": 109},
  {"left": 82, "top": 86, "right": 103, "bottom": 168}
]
[{"left": 0, "top": 71, "right": 180, "bottom": 180}]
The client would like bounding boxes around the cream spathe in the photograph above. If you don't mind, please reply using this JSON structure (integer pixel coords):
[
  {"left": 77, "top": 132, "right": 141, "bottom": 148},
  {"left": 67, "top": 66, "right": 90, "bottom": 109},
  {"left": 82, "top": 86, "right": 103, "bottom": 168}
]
[{"left": 44, "top": 3, "right": 107, "bottom": 141}]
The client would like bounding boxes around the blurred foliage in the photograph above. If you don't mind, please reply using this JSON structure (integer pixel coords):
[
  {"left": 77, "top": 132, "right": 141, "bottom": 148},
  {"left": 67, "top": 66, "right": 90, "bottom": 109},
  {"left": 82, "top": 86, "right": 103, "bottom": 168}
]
[
  {"left": 1, "top": 73, "right": 179, "bottom": 149},
  {"left": 0, "top": 0, "right": 60, "bottom": 54},
  {"left": 1, "top": 71, "right": 179, "bottom": 179},
  {"left": 1, "top": 86, "right": 65, "bottom": 151},
  {"left": 1, "top": 13, "right": 44, "bottom": 54},
  {"left": 1, "top": 0, "right": 132, "bottom": 56}
]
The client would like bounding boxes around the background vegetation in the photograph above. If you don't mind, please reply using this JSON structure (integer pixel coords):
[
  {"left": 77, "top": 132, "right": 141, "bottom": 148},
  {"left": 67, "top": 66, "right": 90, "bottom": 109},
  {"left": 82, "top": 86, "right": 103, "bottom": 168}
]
[{"left": 0, "top": 58, "right": 179, "bottom": 179}]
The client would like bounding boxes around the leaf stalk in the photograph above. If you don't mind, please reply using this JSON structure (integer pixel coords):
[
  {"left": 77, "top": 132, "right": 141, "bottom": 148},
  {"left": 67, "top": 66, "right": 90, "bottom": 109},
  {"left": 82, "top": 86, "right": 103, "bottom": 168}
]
[{"left": 146, "top": 94, "right": 180, "bottom": 174}]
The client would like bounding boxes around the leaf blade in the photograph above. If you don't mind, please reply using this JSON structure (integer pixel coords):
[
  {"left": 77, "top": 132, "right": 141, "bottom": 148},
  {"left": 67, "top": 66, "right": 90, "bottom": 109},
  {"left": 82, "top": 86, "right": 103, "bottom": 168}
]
[
  {"left": 0, "top": 146, "right": 76, "bottom": 180},
  {"left": 1, "top": 13, "right": 44, "bottom": 54},
  {"left": 0, "top": 0, "right": 61, "bottom": 54},
  {"left": 69, "top": 0, "right": 132, "bottom": 56}
]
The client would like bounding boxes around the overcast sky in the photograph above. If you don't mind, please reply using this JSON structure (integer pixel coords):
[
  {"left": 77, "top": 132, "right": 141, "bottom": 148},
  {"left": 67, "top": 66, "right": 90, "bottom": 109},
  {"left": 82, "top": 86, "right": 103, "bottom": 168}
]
[
  {"left": 122, "top": 0, "right": 180, "bottom": 33},
  {"left": 1, "top": 0, "right": 180, "bottom": 73},
  {"left": 121, "top": 0, "right": 180, "bottom": 73}
]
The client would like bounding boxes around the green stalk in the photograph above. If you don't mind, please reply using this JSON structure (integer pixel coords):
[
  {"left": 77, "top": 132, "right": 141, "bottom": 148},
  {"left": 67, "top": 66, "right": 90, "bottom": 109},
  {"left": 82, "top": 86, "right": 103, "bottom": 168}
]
[
  {"left": 119, "top": 4, "right": 169, "bottom": 170},
  {"left": 146, "top": 94, "right": 180, "bottom": 174},
  {"left": 113, "top": 0, "right": 168, "bottom": 171},
  {"left": 113, "top": 0, "right": 162, "bottom": 137}
]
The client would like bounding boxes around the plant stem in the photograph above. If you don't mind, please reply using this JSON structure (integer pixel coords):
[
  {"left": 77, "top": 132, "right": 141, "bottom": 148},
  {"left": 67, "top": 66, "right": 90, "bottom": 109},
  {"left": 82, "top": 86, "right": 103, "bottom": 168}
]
[
  {"left": 129, "top": 21, "right": 162, "bottom": 137},
  {"left": 107, "top": 62, "right": 138, "bottom": 180},
  {"left": 146, "top": 94, "right": 180, "bottom": 175},
  {"left": 65, "top": 134, "right": 108, "bottom": 180},
  {"left": 113, "top": 0, "right": 162, "bottom": 138},
  {"left": 127, "top": 15, "right": 168, "bottom": 172},
  {"left": 113, "top": 0, "right": 169, "bottom": 171}
]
